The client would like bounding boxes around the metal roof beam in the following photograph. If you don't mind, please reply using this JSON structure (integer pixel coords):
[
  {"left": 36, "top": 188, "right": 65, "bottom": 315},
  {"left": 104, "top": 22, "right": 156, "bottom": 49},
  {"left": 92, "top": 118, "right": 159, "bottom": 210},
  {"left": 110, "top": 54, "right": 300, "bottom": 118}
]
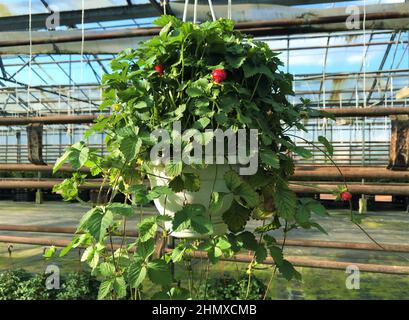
[{"left": 0, "top": 4, "right": 158, "bottom": 31}]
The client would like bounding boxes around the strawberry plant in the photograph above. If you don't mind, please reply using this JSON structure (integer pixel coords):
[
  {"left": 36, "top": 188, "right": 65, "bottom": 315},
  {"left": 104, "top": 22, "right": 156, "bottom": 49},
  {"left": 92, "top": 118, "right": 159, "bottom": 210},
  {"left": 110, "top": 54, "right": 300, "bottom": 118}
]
[{"left": 53, "top": 16, "right": 332, "bottom": 300}]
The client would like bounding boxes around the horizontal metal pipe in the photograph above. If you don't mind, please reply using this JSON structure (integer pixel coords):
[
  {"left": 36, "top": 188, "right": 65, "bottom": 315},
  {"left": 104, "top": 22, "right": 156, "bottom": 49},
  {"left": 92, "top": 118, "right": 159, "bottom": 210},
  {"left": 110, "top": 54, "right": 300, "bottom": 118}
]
[
  {"left": 1, "top": 235, "right": 408, "bottom": 275},
  {"left": 0, "top": 11, "right": 408, "bottom": 48},
  {"left": 0, "top": 114, "right": 100, "bottom": 125},
  {"left": 174, "top": 249, "right": 409, "bottom": 275},
  {"left": 0, "top": 164, "right": 89, "bottom": 173},
  {"left": 0, "top": 224, "right": 138, "bottom": 237},
  {"left": 0, "top": 179, "right": 104, "bottom": 189},
  {"left": 1, "top": 107, "right": 409, "bottom": 126},
  {"left": 289, "top": 182, "right": 409, "bottom": 196},
  {"left": 1, "top": 165, "right": 409, "bottom": 182},
  {"left": 279, "top": 239, "right": 409, "bottom": 253},
  {"left": 292, "top": 166, "right": 409, "bottom": 181},
  {"left": 1, "top": 223, "right": 408, "bottom": 253},
  {"left": 2, "top": 178, "right": 409, "bottom": 195}
]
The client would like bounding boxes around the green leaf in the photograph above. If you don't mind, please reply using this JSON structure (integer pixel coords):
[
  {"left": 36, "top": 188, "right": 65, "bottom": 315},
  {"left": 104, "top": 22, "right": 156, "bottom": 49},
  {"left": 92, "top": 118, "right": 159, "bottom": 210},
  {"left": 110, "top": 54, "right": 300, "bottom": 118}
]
[
  {"left": 171, "top": 246, "right": 186, "bottom": 263},
  {"left": 147, "top": 259, "right": 173, "bottom": 286},
  {"left": 278, "top": 260, "right": 301, "bottom": 281},
  {"left": 224, "top": 170, "right": 242, "bottom": 191},
  {"left": 129, "top": 184, "right": 149, "bottom": 204},
  {"left": 99, "top": 262, "right": 116, "bottom": 277},
  {"left": 318, "top": 136, "right": 334, "bottom": 157},
  {"left": 128, "top": 261, "right": 147, "bottom": 288},
  {"left": 98, "top": 280, "right": 113, "bottom": 300},
  {"left": 234, "top": 183, "right": 259, "bottom": 208},
  {"left": 260, "top": 150, "right": 280, "bottom": 169},
  {"left": 86, "top": 208, "right": 114, "bottom": 242},
  {"left": 120, "top": 136, "right": 141, "bottom": 160},
  {"left": 135, "top": 238, "right": 155, "bottom": 260},
  {"left": 169, "top": 173, "right": 200, "bottom": 192},
  {"left": 269, "top": 246, "right": 284, "bottom": 266},
  {"left": 186, "top": 78, "right": 208, "bottom": 97},
  {"left": 255, "top": 244, "right": 268, "bottom": 263},
  {"left": 43, "top": 246, "right": 56, "bottom": 258},
  {"left": 274, "top": 182, "right": 297, "bottom": 220},
  {"left": 147, "top": 186, "right": 172, "bottom": 200},
  {"left": 78, "top": 147, "right": 89, "bottom": 167},
  {"left": 173, "top": 204, "right": 213, "bottom": 235},
  {"left": 107, "top": 203, "right": 134, "bottom": 217},
  {"left": 222, "top": 201, "right": 251, "bottom": 233},
  {"left": 294, "top": 146, "right": 312, "bottom": 159},
  {"left": 113, "top": 276, "right": 127, "bottom": 299},
  {"left": 53, "top": 150, "right": 71, "bottom": 173},
  {"left": 165, "top": 161, "right": 183, "bottom": 177},
  {"left": 138, "top": 217, "right": 157, "bottom": 242}
]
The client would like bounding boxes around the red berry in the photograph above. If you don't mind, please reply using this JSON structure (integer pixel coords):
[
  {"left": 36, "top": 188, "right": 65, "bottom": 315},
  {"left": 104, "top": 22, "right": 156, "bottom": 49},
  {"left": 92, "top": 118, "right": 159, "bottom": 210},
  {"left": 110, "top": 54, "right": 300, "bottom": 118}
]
[
  {"left": 154, "top": 64, "right": 164, "bottom": 75},
  {"left": 211, "top": 69, "right": 227, "bottom": 83},
  {"left": 341, "top": 191, "right": 352, "bottom": 201}
]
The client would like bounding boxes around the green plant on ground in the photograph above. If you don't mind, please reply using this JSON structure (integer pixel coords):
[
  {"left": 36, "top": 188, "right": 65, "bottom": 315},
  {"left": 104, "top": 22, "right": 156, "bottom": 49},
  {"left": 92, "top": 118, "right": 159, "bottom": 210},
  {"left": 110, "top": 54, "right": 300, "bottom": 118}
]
[
  {"left": 52, "top": 16, "right": 335, "bottom": 300},
  {"left": 201, "top": 274, "right": 267, "bottom": 300},
  {"left": 0, "top": 269, "right": 100, "bottom": 300}
]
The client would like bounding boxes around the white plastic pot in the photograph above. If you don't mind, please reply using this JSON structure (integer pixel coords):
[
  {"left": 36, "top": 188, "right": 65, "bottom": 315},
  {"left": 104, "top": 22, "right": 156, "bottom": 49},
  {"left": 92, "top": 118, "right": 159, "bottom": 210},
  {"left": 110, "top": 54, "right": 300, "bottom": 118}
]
[{"left": 148, "top": 164, "right": 234, "bottom": 238}]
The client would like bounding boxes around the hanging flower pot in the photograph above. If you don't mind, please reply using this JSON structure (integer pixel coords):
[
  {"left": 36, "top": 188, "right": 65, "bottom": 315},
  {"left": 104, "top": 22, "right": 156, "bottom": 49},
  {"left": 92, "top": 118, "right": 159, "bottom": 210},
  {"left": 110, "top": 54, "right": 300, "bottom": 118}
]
[{"left": 148, "top": 164, "right": 234, "bottom": 238}]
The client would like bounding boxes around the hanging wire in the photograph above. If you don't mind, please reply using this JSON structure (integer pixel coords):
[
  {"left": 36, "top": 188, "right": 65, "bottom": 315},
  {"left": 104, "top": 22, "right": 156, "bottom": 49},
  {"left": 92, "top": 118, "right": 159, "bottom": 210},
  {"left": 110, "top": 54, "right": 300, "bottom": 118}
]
[
  {"left": 362, "top": 0, "right": 367, "bottom": 108},
  {"left": 208, "top": 0, "right": 217, "bottom": 21},
  {"left": 163, "top": 0, "right": 167, "bottom": 15},
  {"left": 28, "top": 0, "right": 33, "bottom": 116},
  {"left": 80, "top": 0, "right": 85, "bottom": 80},
  {"left": 193, "top": 0, "right": 198, "bottom": 23},
  {"left": 183, "top": 0, "right": 189, "bottom": 22}
]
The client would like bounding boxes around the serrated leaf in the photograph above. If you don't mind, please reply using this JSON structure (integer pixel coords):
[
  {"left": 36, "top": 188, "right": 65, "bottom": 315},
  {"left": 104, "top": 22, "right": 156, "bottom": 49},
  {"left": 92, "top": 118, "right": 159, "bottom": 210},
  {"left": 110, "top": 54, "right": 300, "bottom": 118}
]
[
  {"left": 137, "top": 217, "right": 157, "bottom": 242},
  {"left": 135, "top": 238, "right": 155, "bottom": 260},
  {"left": 120, "top": 136, "right": 141, "bottom": 160},
  {"left": 222, "top": 201, "right": 251, "bottom": 233},
  {"left": 278, "top": 260, "right": 301, "bottom": 281},
  {"left": 98, "top": 280, "right": 113, "bottom": 300},
  {"left": 269, "top": 246, "right": 284, "bottom": 266},
  {"left": 113, "top": 276, "right": 127, "bottom": 299},
  {"left": 128, "top": 261, "right": 147, "bottom": 288},
  {"left": 86, "top": 209, "right": 113, "bottom": 242},
  {"left": 255, "top": 244, "right": 268, "bottom": 263},
  {"left": 274, "top": 183, "right": 296, "bottom": 220},
  {"left": 165, "top": 161, "right": 183, "bottom": 177},
  {"left": 260, "top": 150, "right": 280, "bottom": 168},
  {"left": 107, "top": 202, "right": 134, "bottom": 217},
  {"left": 235, "top": 183, "right": 259, "bottom": 208},
  {"left": 147, "top": 259, "right": 173, "bottom": 286},
  {"left": 99, "top": 262, "right": 116, "bottom": 277},
  {"left": 224, "top": 170, "right": 242, "bottom": 191}
]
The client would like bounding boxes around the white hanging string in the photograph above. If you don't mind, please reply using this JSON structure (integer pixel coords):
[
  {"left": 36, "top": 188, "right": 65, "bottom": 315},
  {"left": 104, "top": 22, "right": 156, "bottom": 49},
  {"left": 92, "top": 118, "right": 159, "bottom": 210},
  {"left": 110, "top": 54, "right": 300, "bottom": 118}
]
[
  {"left": 208, "top": 0, "right": 217, "bottom": 21},
  {"left": 362, "top": 0, "right": 367, "bottom": 108},
  {"left": 193, "top": 0, "right": 198, "bottom": 23},
  {"left": 183, "top": 0, "right": 189, "bottom": 22},
  {"left": 163, "top": 0, "right": 167, "bottom": 15},
  {"left": 80, "top": 0, "right": 85, "bottom": 80},
  {"left": 28, "top": 0, "right": 32, "bottom": 116},
  {"left": 227, "top": 0, "right": 232, "bottom": 20}
]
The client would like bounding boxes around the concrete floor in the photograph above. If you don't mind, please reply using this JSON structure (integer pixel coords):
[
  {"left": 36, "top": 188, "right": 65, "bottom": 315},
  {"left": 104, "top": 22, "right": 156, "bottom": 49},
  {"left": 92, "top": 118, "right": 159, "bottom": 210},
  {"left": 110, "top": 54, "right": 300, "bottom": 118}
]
[{"left": 0, "top": 201, "right": 408, "bottom": 299}]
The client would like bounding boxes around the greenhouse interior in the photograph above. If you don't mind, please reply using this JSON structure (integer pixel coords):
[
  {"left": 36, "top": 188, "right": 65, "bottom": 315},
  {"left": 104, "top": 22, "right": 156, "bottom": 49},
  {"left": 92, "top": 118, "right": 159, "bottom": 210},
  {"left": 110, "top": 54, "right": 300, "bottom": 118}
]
[{"left": 0, "top": 0, "right": 408, "bottom": 302}]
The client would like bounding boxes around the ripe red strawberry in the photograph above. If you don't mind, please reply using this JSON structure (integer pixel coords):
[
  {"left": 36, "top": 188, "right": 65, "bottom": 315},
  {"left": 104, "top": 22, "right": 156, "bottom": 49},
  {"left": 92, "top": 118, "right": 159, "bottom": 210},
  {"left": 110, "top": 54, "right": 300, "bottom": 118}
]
[
  {"left": 211, "top": 69, "right": 227, "bottom": 83},
  {"left": 154, "top": 64, "right": 164, "bottom": 75},
  {"left": 340, "top": 191, "right": 352, "bottom": 201}
]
